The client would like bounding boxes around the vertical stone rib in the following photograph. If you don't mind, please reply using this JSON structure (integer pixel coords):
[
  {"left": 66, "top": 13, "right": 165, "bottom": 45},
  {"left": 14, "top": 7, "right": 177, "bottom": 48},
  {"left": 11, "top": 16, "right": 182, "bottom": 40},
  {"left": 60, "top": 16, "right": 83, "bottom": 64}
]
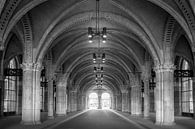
[
  {"left": 154, "top": 64, "right": 175, "bottom": 125},
  {"left": 21, "top": 14, "right": 41, "bottom": 125}
]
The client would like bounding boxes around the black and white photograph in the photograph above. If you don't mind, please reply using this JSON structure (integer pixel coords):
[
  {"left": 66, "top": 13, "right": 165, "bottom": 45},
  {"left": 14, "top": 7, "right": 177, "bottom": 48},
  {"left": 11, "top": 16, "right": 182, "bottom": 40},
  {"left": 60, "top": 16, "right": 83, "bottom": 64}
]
[{"left": 0, "top": 0, "right": 195, "bottom": 129}]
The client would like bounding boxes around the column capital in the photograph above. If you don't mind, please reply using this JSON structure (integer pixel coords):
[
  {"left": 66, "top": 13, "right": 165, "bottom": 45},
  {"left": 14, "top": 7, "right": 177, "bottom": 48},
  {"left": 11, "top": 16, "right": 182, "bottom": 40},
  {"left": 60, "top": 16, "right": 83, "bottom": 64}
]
[
  {"left": 0, "top": 40, "right": 4, "bottom": 50},
  {"left": 21, "top": 63, "right": 34, "bottom": 71},
  {"left": 0, "top": 74, "right": 4, "bottom": 80},
  {"left": 33, "top": 62, "right": 42, "bottom": 71},
  {"left": 21, "top": 62, "right": 42, "bottom": 71},
  {"left": 70, "top": 89, "right": 77, "bottom": 93},
  {"left": 121, "top": 89, "right": 128, "bottom": 93},
  {"left": 154, "top": 64, "right": 175, "bottom": 73}
]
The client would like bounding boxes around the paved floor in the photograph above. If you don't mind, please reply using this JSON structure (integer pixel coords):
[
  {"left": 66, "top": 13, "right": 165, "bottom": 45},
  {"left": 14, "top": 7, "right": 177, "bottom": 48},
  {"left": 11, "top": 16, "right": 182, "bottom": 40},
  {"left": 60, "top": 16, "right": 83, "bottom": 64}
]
[
  {"left": 52, "top": 110, "right": 142, "bottom": 129},
  {"left": 0, "top": 110, "right": 195, "bottom": 129}
]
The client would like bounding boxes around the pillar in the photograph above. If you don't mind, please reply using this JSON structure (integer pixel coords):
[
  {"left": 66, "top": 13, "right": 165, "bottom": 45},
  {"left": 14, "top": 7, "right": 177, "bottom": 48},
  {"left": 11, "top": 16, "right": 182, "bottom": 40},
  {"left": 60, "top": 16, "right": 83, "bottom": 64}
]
[
  {"left": 174, "top": 77, "right": 182, "bottom": 115},
  {"left": 111, "top": 96, "right": 114, "bottom": 109},
  {"left": 193, "top": 53, "right": 195, "bottom": 119},
  {"left": 154, "top": 64, "right": 175, "bottom": 125},
  {"left": 56, "top": 82, "right": 66, "bottom": 116},
  {"left": 143, "top": 78, "right": 150, "bottom": 118},
  {"left": 193, "top": 77, "right": 195, "bottom": 119},
  {"left": 131, "top": 86, "right": 142, "bottom": 115},
  {"left": 81, "top": 94, "right": 86, "bottom": 110},
  {"left": 98, "top": 93, "right": 102, "bottom": 109},
  {"left": 114, "top": 95, "right": 117, "bottom": 110},
  {"left": 0, "top": 74, "right": 4, "bottom": 116},
  {"left": 128, "top": 88, "right": 131, "bottom": 113},
  {"left": 86, "top": 95, "right": 89, "bottom": 109},
  {"left": 142, "top": 54, "right": 152, "bottom": 118},
  {"left": 21, "top": 63, "right": 41, "bottom": 125},
  {"left": 77, "top": 93, "right": 82, "bottom": 111},
  {"left": 47, "top": 59, "right": 54, "bottom": 119},
  {"left": 192, "top": 77, "right": 195, "bottom": 119},
  {"left": 121, "top": 90, "right": 129, "bottom": 112},
  {"left": 16, "top": 76, "right": 22, "bottom": 115},
  {"left": 70, "top": 90, "right": 77, "bottom": 112},
  {"left": 47, "top": 79, "right": 54, "bottom": 119},
  {"left": 117, "top": 94, "right": 122, "bottom": 111},
  {"left": 130, "top": 73, "right": 141, "bottom": 115}
]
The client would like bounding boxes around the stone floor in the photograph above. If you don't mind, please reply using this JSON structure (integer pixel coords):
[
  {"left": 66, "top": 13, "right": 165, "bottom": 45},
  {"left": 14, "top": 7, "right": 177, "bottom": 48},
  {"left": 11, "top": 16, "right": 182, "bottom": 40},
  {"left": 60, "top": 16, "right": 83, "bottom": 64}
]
[{"left": 0, "top": 110, "right": 195, "bottom": 129}]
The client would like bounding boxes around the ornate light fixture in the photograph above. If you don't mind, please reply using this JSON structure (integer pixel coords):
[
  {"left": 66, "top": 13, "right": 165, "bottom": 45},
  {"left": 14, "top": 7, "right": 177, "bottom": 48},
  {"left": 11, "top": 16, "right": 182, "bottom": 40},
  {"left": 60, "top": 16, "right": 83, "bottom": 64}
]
[
  {"left": 89, "top": 0, "right": 106, "bottom": 89},
  {"left": 88, "top": 0, "right": 107, "bottom": 43},
  {"left": 93, "top": 53, "right": 105, "bottom": 63}
]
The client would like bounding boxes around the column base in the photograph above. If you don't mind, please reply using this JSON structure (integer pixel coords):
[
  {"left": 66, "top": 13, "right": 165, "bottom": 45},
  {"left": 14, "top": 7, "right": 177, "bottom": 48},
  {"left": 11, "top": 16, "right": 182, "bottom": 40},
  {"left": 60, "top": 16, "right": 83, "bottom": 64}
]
[
  {"left": 21, "top": 120, "right": 41, "bottom": 125},
  {"left": 155, "top": 121, "right": 175, "bottom": 126},
  {"left": 144, "top": 115, "right": 150, "bottom": 119},
  {"left": 56, "top": 114, "right": 66, "bottom": 117},
  {"left": 122, "top": 110, "right": 129, "bottom": 113},
  {"left": 131, "top": 114, "right": 142, "bottom": 116},
  {"left": 48, "top": 116, "right": 54, "bottom": 119}
]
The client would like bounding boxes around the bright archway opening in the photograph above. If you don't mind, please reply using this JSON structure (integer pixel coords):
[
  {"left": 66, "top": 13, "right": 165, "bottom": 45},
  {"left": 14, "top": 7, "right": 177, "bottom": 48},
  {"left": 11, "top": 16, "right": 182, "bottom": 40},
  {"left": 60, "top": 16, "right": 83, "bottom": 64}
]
[
  {"left": 101, "top": 93, "right": 111, "bottom": 109},
  {"left": 88, "top": 93, "right": 98, "bottom": 109}
]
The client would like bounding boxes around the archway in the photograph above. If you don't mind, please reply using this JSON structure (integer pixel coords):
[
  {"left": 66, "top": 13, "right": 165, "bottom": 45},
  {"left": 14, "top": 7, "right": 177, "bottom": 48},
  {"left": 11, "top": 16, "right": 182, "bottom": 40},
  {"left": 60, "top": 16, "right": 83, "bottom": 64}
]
[
  {"left": 88, "top": 93, "right": 98, "bottom": 109},
  {"left": 174, "top": 57, "right": 194, "bottom": 116},
  {"left": 101, "top": 93, "right": 111, "bottom": 109}
]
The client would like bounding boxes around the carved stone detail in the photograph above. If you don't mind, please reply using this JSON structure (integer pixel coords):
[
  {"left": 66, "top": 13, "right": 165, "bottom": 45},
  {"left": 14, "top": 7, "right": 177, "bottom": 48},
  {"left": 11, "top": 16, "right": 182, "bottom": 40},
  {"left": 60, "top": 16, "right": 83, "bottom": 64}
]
[
  {"left": 154, "top": 64, "right": 175, "bottom": 73},
  {"left": 0, "top": 0, "right": 21, "bottom": 34},
  {"left": 21, "top": 14, "right": 33, "bottom": 63}
]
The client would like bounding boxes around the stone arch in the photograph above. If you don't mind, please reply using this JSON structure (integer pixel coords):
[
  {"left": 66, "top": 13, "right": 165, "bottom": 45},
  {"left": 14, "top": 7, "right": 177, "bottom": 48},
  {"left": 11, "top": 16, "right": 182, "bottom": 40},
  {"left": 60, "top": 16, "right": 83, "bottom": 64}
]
[
  {"left": 0, "top": 0, "right": 22, "bottom": 45},
  {"left": 36, "top": 12, "right": 161, "bottom": 66},
  {"left": 21, "top": 13, "right": 33, "bottom": 63},
  {"left": 174, "top": 0, "right": 195, "bottom": 30},
  {"left": 162, "top": 15, "right": 176, "bottom": 64},
  {"left": 1, "top": 0, "right": 193, "bottom": 52},
  {"left": 174, "top": 35, "right": 194, "bottom": 65}
]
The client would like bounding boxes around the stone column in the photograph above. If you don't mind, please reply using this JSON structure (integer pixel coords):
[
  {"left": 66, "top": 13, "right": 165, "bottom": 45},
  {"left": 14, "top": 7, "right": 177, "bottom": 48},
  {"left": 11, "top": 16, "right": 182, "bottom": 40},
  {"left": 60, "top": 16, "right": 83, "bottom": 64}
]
[
  {"left": 46, "top": 59, "right": 54, "bottom": 119},
  {"left": 81, "top": 94, "right": 86, "bottom": 110},
  {"left": 0, "top": 74, "right": 4, "bottom": 116},
  {"left": 56, "top": 81, "right": 66, "bottom": 116},
  {"left": 70, "top": 90, "right": 77, "bottom": 112},
  {"left": 34, "top": 64, "right": 41, "bottom": 123},
  {"left": 131, "top": 86, "right": 135, "bottom": 114},
  {"left": 86, "top": 95, "right": 89, "bottom": 109},
  {"left": 77, "top": 93, "right": 82, "bottom": 111},
  {"left": 114, "top": 95, "right": 117, "bottom": 110},
  {"left": 121, "top": 90, "right": 129, "bottom": 112},
  {"left": 111, "top": 96, "right": 114, "bottom": 109},
  {"left": 193, "top": 52, "right": 195, "bottom": 119},
  {"left": 131, "top": 80, "right": 142, "bottom": 115},
  {"left": 98, "top": 93, "right": 102, "bottom": 109},
  {"left": 118, "top": 94, "right": 122, "bottom": 111},
  {"left": 143, "top": 78, "right": 150, "bottom": 118},
  {"left": 193, "top": 77, "right": 195, "bottom": 119},
  {"left": 174, "top": 77, "right": 182, "bottom": 115},
  {"left": 21, "top": 63, "right": 41, "bottom": 125},
  {"left": 154, "top": 64, "right": 175, "bottom": 125},
  {"left": 128, "top": 88, "right": 131, "bottom": 113},
  {"left": 16, "top": 77, "right": 21, "bottom": 114},
  {"left": 47, "top": 79, "right": 54, "bottom": 118},
  {"left": 135, "top": 86, "right": 142, "bottom": 115}
]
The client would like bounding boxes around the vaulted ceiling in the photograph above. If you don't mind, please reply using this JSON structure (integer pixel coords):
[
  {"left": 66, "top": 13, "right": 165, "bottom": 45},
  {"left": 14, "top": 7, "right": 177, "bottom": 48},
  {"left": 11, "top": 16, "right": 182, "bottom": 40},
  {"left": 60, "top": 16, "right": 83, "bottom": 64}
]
[{"left": 1, "top": 0, "right": 195, "bottom": 94}]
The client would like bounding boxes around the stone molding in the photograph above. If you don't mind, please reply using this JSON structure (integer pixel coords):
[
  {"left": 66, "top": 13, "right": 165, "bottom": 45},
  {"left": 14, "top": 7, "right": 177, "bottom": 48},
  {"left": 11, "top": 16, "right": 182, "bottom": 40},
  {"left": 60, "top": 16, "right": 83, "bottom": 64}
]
[
  {"left": 21, "top": 63, "right": 41, "bottom": 71},
  {"left": 70, "top": 89, "right": 77, "bottom": 93},
  {"left": 121, "top": 89, "right": 128, "bottom": 93},
  {"left": 154, "top": 64, "right": 175, "bottom": 73}
]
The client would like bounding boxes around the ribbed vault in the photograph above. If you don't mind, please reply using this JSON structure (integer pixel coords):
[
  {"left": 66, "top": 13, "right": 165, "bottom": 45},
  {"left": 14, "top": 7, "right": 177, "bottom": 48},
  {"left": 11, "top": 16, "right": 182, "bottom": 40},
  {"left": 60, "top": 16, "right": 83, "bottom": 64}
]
[{"left": 1, "top": 0, "right": 194, "bottom": 95}]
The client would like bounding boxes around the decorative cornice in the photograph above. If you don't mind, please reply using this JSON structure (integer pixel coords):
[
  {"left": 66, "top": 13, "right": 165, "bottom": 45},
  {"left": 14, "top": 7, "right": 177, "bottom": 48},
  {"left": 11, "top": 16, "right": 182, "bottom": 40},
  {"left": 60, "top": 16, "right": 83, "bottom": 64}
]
[
  {"left": 154, "top": 64, "right": 175, "bottom": 73},
  {"left": 174, "top": 0, "right": 195, "bottom": 30},
  {"left": 21, "top": 62, "right": 42, "bottom": 71},
  {"left": 0, "top": 0, "right": 22, "bottom": 42}
]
